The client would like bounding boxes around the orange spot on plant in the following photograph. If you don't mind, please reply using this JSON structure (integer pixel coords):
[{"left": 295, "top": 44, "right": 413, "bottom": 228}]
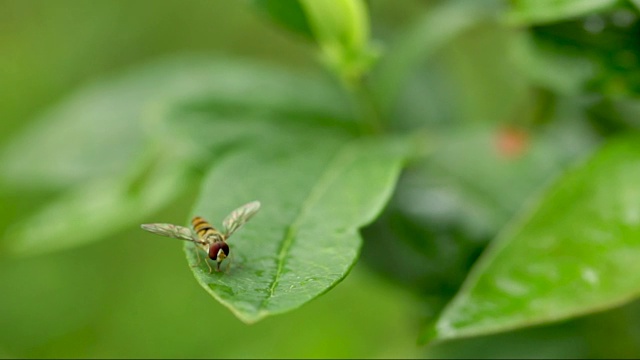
[{"left": 495, "top": 127, "right": 529, "bottom": 159}]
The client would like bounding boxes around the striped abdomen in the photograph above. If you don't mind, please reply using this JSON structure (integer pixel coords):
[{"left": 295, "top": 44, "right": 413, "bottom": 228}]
[{"left": 191, "top": 216, "right": 223, "bottom": 242}]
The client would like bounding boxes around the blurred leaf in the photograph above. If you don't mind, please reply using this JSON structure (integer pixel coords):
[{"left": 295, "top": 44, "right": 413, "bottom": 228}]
[
  {"left": 5, "top": 148, "right": 192, "bottom": 256},
  {"left": 0, "top": 54, "right": 351, "bottom": 189},
  {"left": 400, "top": 120, "right": 597, "bottom": 241},
  {"left": 371, "top": 0, "right": 500, "bottom": 112},
  {"left": 299, "top": 0, "right": 378, "bottom": 82},
  {"left": 361, "top": 120, "right": 597, "bottom": 309},
  {"left": 507, "top": 0, "right": 618, "bottom": 25},
  {"left": 511, "top": 31, "right": 595, "bottom": 95},
  {"left": 0, "top": 55, "right": 354, "bottom": 255},
  {"left": 426, "top": 318, "right": 590, "bottom": 358},
  {"left": 424, "top": 135, "right": 640, "bottom": 343},
  {"left": 530, "top": 7, "right": 640, "bottom": 97},
  {"left": 184, "top": 131, "right": 407, "bottom": 323},
  {"left": 250, "top": 0, "right": 314, "bottom": 39}
]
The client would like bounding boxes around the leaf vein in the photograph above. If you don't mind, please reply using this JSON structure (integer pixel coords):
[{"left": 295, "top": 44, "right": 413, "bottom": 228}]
[{"left": 261, "top": 143, "right": 358, "bottom": 307}]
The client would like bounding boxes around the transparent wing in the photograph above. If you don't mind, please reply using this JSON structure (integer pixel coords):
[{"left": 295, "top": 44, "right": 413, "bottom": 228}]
[
  {"left": 140, "top": 223, "right": 205, "bottom": 245},
  {"left": 222, "top": 200, "right": 261, "bottom": 238}
]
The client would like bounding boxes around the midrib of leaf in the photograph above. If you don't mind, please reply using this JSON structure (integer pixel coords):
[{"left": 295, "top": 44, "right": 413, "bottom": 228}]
[{"left": 262, "top": 142, "right": 359, "bottom": 308}]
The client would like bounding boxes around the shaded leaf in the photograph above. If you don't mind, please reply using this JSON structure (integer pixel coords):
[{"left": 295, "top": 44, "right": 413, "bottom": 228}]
[
  {"left": 529, "top": 7, "right": 640, "bottom": 97},
  {"left": 511, "top": 31, "right": 595, "bottom": 95},
  {"left": 424, "top": 135, "right": 640, "bottom": 342},
  {"left": 185, "top": 133, "right": 406, "bottom": 323}
]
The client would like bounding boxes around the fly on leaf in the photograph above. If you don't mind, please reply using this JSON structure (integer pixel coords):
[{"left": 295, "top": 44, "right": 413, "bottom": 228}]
[{"left": 141, "top": 201, "right": 261, "bottom": 273}]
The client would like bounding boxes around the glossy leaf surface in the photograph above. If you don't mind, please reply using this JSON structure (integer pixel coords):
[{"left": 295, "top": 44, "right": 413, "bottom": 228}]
[
  {"left": 425, "top": 136, "right": 640, "bottom": 342},
  {"left": 186, "top": 134, "right": 406, "bottom": 323}
]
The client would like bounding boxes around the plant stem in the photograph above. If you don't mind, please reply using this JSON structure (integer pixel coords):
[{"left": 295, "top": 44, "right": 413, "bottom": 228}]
[{"left": 348, "top": 75, "right": 385, "bottom": 135}]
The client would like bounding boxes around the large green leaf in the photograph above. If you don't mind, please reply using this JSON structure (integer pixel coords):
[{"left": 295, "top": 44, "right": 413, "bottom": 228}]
[
  {"left": 0, "top": 54, "right": 350, "bottom": 189},
  {"left": 1, "top": 55, "right": 352, "bottom": 255},
  {"left": 184, "top": 133, "right": 406, "bottom": 323},
  {"left": 424, "top": 135, "right": 640, "bottom": 342}
]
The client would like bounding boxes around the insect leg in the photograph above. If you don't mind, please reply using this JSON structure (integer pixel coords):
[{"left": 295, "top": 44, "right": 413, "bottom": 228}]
[{"left": 224, "top": 252, "right": 233, "bottom": 273}]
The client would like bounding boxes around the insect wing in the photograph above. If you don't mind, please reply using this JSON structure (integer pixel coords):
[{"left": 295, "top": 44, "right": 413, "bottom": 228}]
[
  {"left": 140, "top": 223, "right": 203, "bottom": 244},
  {"left": 222, "top": 200, "right": 261, "bottom": 237}
]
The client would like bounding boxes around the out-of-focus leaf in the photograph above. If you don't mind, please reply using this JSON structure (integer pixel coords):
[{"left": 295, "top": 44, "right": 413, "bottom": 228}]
[
  {"left": 361, "top": 120, "right": 597, "bottom": 308},
  {"left": 250, "top": 0, "right": 314, "bottom": 39},
  {"left": 511, "top": 31, "right": 595, "bottom": 95},
  {"left": 371, "top": 0, "right": 500, "bottom": 112},
  {"left": 530, "top": 8, "right": 640, "bottom": 97},
  {"left": 426, "top": 317, "right": 590, "bottom": 358},
  {"left": 184, "top": 129, "right": 407, "bottom": 323},
  {"left": 507, "top": 0, "right": 618, "bottom": 25},
  {"left": 424, "top": 135, "right": 640, "bottom": 343},
  {"left": 299, "top": 0, "right": 378, "bottom": 82},
  {"left": 0, "top": 55, "right": 353, "bottom": 255},
  {"left": 400, "top": 121, "right": 597, "bottom": 240},
  {"left": 0, "top": 55, "right": 351, "bottom": 189},
  {"left": 5, "top": 148, "right": 192, "bottom": 256}
]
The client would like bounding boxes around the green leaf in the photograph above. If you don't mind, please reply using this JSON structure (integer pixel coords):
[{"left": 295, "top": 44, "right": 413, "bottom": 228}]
[
  {"left": 1, "top": 55, "right": 352, "bottom": 255},
  {"left": 507, "top": 0, "right": 618, "bottom": 25},
  {"left": 527, "top": 7, "right": 640, "bottom": 97},
  {"left": 250, "top": 0, "right": 314, "bottom": 39},
  {"left": 0, "top": 54, "right": 350, "bottom": 189},
  {"left": 299, "top": 0, "right": 378, "bottom": 83},
  {"left": 424, "top": 135, "right": 640, "bottom": 343},
  {"left": 185, "top": 133, "right": 406, "bottom": 323},
  {"left": 361, "top": 121, "right": 596, "bottom": 305},
  {"left": 401, "top": 121, "right": 597, "bottom": 240},
  {"left": 510, "top": 31, "right": 595, "bottom": 95},
  {"left": 371, "top": 0, "right": 499, "bottom": 112},
  {"left": 5, "top": 148, "right": 192, "bottom": 256}
]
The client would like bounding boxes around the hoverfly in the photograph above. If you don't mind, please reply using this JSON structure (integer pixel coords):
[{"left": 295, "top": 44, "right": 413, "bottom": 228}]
[{"left": 140, "top": 201, "right": 261, "bottom": 273}]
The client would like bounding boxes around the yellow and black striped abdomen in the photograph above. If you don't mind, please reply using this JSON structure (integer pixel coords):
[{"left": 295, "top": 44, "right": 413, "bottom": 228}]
[{"left": 191, "top": 216, "right": 221, "bottom": 241}]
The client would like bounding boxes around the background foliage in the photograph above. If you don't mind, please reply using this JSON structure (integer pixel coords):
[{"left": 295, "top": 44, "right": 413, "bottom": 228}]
[{"left": 2, "top": 0, "right": 640, "bottom": 358}]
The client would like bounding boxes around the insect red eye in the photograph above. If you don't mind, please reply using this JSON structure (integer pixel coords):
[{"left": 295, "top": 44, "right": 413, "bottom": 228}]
[
  {"left": 221, "top": 243, "right": 230, "bottom": 257},
  {"left": 208, "top": 243, "right": 221, "bottom": 260}
]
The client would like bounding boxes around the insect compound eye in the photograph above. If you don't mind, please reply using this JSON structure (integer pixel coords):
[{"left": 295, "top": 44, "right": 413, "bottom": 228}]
[
  {"left": 208, "top": 243, "right": 221, "bottom": 260},
  {"left": 221, "top": 243, "right": 230, "bottom": 257}
]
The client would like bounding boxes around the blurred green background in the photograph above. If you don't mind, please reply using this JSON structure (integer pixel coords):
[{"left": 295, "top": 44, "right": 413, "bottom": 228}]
[
  {"left": 0, "top": 1, "right": 425, "bottom": 357},
  {"left": 3, "top": 0, "right": 640, "bottom": 358}
]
